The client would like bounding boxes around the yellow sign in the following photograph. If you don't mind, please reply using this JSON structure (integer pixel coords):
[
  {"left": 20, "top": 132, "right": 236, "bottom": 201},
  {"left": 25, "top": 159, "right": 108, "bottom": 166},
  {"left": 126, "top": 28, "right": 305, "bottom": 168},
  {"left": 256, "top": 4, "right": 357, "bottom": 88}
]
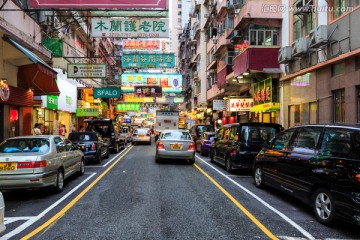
[
  {"left": 250, "top": 102, "right": 280, "bottom": 112},
  {"left": 124, "top": 95, "right": 154, "bottom": 103}
]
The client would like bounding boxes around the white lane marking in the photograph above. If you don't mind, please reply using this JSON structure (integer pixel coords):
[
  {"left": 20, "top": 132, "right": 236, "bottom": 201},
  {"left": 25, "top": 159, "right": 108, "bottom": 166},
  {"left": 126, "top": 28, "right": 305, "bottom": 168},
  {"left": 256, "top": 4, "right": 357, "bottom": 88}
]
[
  {"left": 196, "top": 156, "right": 316, "bottom": 240},
  {"left": 225, "top": 175, "right": 252, "bottom": 178},
  {"left": 4, "top": 217, "right": 36, "bottom": 224},
  {"left": 1, "top": 173, "right": 97, "bottom": 240}
]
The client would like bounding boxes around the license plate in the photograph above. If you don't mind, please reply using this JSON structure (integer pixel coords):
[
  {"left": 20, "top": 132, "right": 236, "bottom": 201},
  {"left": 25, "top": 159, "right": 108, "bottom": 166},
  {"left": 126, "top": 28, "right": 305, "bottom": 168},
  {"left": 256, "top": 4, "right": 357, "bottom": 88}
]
[
  {"left": 0, "top": 162, "right": 17, "bottom": 171},
  {"left": 81, "top": 145, "right": 85, "bottom": 150},
  {"left": 139, "top": 135, "right": 145, "bottom": 138},
  {"left": 171, "top": 144, "right": 182, "bottom": 150}
]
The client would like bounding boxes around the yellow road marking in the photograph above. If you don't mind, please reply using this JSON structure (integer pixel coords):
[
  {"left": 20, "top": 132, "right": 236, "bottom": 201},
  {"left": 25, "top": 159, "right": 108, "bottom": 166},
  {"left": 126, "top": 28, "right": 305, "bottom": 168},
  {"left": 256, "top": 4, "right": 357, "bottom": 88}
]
[
  {"left": 194, "top": 164, "right": 279, "bottom": 240},
  {"left": 21, "top": 146, "right": 134, "bottom": 240}
]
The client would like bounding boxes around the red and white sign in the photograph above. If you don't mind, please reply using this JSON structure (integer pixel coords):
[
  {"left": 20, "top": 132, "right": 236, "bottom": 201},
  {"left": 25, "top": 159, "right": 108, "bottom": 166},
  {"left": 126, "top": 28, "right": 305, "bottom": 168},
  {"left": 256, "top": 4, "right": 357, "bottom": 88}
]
[
  {"left": 228, "top": 99, "right": 254, "bottom": 112},
  {"left": 30, "top": 0, "right": 167, "bottom": 9}
]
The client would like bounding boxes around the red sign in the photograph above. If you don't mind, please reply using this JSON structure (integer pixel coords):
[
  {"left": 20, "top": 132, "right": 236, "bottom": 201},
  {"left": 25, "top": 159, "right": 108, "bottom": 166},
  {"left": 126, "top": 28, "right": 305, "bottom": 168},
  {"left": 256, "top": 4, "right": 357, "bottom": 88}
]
[
  {"left": 228, "top": 99, "right": 254, "bottom": 112},
  {"left": 30, "top": 0, "right": 167, "bottom": 9}
]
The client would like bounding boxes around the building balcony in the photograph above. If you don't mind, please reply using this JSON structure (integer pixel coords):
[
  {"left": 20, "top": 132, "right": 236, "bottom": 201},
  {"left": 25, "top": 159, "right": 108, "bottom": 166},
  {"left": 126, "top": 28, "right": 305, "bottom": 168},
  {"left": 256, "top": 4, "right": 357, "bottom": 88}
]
[
  {"left": 233, "top": 47, "right": 280, "bottom": 77},
  {"left": 233, "top": 0, "right": 282, "bottom": 29},
  {"left": 217, "top": 65, "right": 233, "bottom": 89},
  {"left": 217, "top": 0, "right": 229, "bottom": 17}
]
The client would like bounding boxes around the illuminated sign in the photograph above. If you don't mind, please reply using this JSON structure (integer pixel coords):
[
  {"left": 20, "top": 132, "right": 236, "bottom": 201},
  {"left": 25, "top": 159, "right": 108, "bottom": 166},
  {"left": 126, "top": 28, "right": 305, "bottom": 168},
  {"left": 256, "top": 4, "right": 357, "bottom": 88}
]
[
  {"left": 30, "top": 0, "right": 168, "bottom": 9},
  {"left": 213, "top": 100, "right": 226, "bottom": 110},
  {"left": 124, "top": 95, "right": 154, "bottom": 102},
  {"left": 253, "top": 77, "right": 272, "bottom": 105},
  {"left": 76, "top": 108, "right": 99, "bottom": 117},
  {"left": 121, "top": 39, "right": 162, "bottom": 51},
  {"left": 227, "top": 99, "right": 254, "bottom": 112},
  {"left": 91, "top": 18, "right": 169, "bottom": 38},
  {"left": 122, "top": 53, "right": 175, "bottom": 68},
  {"left": 135, "top": 86, "right": 162, "bottom": 97},
  {"left": 67, "top": 64, "right": 107, "bottom": 78},
  {"left": 47, "top": 95, "right": 58, "bottom": 109},
  {"left": 116, "top": 103, "right": 141, "bottom": 111},
  {"left": 94, "top": 88, "right": 121, "bottom": 98},
  {"left": 121, "top": 73, "right": 182, "bottom": 93}
]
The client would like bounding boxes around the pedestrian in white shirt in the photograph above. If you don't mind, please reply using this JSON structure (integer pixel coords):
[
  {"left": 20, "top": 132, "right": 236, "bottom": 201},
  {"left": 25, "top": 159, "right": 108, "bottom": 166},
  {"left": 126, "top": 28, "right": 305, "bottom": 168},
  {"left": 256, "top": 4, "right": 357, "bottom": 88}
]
[{"left": 33, "top": 123, "right": 42, "bottom": 135}]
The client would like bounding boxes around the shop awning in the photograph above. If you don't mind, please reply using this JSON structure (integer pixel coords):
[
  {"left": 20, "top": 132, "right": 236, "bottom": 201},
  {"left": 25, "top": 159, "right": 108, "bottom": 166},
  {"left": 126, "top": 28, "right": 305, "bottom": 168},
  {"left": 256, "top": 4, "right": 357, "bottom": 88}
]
[{"left": 3, "top": 36, "right": 60, "bottom": 96}]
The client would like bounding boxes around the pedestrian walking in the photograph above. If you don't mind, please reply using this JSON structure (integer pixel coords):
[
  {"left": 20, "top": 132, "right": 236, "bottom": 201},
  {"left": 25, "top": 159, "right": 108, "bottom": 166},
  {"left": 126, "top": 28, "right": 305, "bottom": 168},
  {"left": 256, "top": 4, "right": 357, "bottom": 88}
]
[{"left": 59, "top": 124, "right": 67, "bottom": 137}]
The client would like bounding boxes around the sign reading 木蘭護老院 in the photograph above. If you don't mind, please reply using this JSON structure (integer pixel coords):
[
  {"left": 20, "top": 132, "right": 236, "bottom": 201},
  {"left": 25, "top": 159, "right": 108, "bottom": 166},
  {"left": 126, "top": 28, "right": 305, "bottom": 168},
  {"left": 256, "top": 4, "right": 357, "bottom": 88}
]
[
  {"left": 94, "top": 88, "right": 121, "bottom": 98},
  {"left": 213, "top": 100, "right": 226, "bottom": 110},
  {"left": 76, "top": 108, "right": 99, "bottom": 117},
  {"left": 30, "top": 0, "right": 167, "bottom": 9},
  {"left": 122, "top": 53, "right": 174, "bottom": 68},
  {"left": 67, "top": 64, "right": 106, "bottom": 78},
  {"left": 91, "top": 18, "right": 169, "bottom": 38}
]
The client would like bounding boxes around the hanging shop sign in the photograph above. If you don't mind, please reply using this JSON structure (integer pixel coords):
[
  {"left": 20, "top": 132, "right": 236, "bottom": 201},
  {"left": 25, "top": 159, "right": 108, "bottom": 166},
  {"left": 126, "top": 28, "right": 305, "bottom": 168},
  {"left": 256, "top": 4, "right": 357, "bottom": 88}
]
[
  {"left": 76, "top": 108, "right": 99, "bottom": 117},
  {"left": 116, "top": 103, "right": 141, "bottom": 111},
  {"left": 121, "top": 73, "right": 182, "bottom": 93},
  {"left": 156, "top": 97, "right": 184, "bottom": 103},
  {"left": 212, "top": 100, "right": 226, "bottom": 110},
  {"left": 124, "top": 95, "right": 155, "bottom": 103},
  {"left": 253, "top": 77, "right": 272, "bottom": 105},
  {"left": 67, "top": 64, "right": 107, "bottom": 78},
  {"left": 91, "top": 11, "right": 168, "bottom": 18},
  {"left": 30, "top": 0, "right": 167, "bottom": 9},
  {"left": 122, "top": 53, "right": 175, "bottom": 68},
  {"left": 94, "top": 88, "right": 121, "bottom": 98},
  {"left": 251, "top": 102, "right": 280, "bottom": 112},
  {"left": 227, "top": 99, "right": 254, "bottom": 112},
  {"left": 42, "top": 38, "right": 63, "bottom": 57},
  {"left": 121, "top": 39, "right": 162, "bottom": 51},
  {"left": 135, "top": 86, "right": 162, "bottom": 97},
  {"left": 91, "top": 18, "right": 169, "bottom": 38},
  {"left": 46, "top": 95, "right": 58, "bottom": 110}
]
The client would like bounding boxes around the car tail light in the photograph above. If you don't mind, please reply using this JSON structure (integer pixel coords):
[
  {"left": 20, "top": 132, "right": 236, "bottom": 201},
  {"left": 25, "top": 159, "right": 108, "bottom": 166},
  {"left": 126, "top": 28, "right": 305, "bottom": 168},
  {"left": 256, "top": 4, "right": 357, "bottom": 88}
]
[
  {"left": 132, "top": 134, "right": 137, "bottom": 137},
  {"left": 230, "top": 149, "right": 236, "bottom": 156},
  {"left": 188, "top": 142, "right": 195, "bottom": 151},
  {"left": 91, "top": 143, "right": 96, "bottom": 150},
  {"left": 146, "top": 133, "right": 150, "bottom": 136},
  {"left": 18, "top": 160, "right": 47, "bottom": 168},
  {"left": 355, "top": 174, "right": 360, "bottom": 183},
  {"left": 157, "top": 141, "right": 165, "bottom": 149}
]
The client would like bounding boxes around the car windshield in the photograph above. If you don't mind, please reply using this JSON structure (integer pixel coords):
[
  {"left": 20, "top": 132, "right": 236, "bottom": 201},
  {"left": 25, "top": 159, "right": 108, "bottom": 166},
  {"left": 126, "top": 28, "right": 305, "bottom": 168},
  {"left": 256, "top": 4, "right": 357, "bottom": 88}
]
[
  {"left": 0, "top": 138, "right": 50, "bottom": 153},
  {"left": 69, "top": 133, "right": 97, "bottom": 141},
  {"left": 198, "top": 125, "right": 215, "bottom": 133},
  {"left": 242, "top": 126, "right": 278, "bottom": 142},
  {"left": 161, "top": 131, "right": 191, "bottom": 140}
]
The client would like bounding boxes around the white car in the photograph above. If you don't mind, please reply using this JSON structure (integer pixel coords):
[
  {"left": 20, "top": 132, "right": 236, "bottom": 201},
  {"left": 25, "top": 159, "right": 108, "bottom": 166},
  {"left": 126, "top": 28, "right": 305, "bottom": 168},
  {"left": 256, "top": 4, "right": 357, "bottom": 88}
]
[
  {"left": 131, "top": 128, "right": 152, "bottom": 145},
  {"left": 0, "top": 191, "right": 5, "bottom": 236}
]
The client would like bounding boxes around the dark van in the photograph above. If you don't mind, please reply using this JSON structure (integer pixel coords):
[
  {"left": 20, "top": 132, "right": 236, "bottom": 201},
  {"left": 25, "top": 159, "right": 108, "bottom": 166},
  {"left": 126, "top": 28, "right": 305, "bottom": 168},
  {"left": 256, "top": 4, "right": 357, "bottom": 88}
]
[
  {"left": 253, "top": 124, "right": 360, "bottom": 226},
  {"left": 189, "top": 124, "right": 215, "bottom": 143},
  {"left": 84, "top": 118, "right": 125, "bottom": 153},
  {"left": 210, "top": 122, "right": 283, "bottom": 172}
]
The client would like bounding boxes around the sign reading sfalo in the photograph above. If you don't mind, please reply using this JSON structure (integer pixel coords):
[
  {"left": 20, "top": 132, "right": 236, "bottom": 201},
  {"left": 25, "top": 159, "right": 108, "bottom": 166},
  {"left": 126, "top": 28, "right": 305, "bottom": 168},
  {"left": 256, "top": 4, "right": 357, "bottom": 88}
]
[
  {"left": 94, "top": 88, "right": 121, "bottom": 98},
  {"left": 227, "top": 99, "right": 254, "bottom": 112}
]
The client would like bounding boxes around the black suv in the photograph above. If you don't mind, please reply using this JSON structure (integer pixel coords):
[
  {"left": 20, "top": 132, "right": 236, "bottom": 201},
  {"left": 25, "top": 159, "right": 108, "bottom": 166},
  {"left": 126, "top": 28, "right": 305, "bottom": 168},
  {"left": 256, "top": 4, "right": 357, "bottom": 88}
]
[
  {"left": 253, "top": 124, "right": 360, "bottom": 226},
  {"left": 210, "top": 122, "right": 283, "bottom": 172},
  {"left": 84, "top": 118, "right": 125, "bottom": 153},
  {"left": 189, "top": 124, "right": 215, "bottom": 143}
]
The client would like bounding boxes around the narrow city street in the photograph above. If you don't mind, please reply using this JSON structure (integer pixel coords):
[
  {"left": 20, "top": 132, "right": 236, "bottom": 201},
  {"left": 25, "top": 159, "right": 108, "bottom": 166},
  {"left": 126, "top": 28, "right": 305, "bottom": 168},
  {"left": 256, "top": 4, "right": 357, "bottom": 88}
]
[{"left": 1, "top": 143, "right": 359, "bottom": 240}]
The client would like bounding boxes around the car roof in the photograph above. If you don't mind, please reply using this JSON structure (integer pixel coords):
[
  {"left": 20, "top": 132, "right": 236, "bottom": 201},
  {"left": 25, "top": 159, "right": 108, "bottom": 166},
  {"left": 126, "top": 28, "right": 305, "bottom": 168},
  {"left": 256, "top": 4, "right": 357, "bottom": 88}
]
[
  {"left": 6, "top": 135, "right": 57, "bottom": 140},
  {"left": 221, "top": 123, "right": 283, "bottom": 128},
  {"left": 162, "top": 129, "right": 189, "bottom": 132},
  {"left": 84, "top": 118, "right": 112, "bottom": 123},
  {"left": 288, "top": 124, "right": 360, "bottom": 130}
]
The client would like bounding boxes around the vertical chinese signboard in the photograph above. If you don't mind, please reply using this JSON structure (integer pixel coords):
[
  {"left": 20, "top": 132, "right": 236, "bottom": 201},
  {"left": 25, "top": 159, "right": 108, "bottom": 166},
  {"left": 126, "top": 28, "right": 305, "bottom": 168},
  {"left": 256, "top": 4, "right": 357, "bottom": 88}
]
[
  {"left": 91, "top": 18, "right": 169, "bottom": 38},
  {"left": 253, "top": 77, "right": 272, "bottom": 106}
]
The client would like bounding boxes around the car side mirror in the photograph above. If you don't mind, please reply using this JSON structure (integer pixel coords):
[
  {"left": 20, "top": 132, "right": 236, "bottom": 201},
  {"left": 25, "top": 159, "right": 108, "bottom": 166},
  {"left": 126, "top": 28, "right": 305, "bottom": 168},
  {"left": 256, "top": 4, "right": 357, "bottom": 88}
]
[{"left": 56, "top": 143, "right": 66, "bottom": 152}]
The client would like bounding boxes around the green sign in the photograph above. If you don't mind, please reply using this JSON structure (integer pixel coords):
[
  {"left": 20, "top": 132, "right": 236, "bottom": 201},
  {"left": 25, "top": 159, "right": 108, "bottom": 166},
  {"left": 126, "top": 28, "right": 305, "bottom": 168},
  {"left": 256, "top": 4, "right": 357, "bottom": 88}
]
[
  {"left": 76, "top": 108, "right": 99, "bottom": 117},
  {"left": 47, "top": 96, "right": 58, "bottom": 109},
  {"left": 42, "top": 38, "right": 63, "bottom": 57},
  {"left": 253, "top": 77, "right": 272, "bottom": 106},
  {"left": 94, "top": 88, "right": 121, "bottom": 98},
  {"left": 121, "top": 53, "right": 175, "bottom": 68},
  {"left": 116, "top": 103, "right": 141, "bottom": 111}
]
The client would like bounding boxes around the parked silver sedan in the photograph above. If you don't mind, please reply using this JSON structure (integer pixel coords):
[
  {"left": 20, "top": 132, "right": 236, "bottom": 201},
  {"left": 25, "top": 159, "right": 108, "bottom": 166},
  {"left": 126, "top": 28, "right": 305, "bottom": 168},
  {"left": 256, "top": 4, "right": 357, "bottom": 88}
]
[
  {"left": 0, "top": 135, "right": 85, "bottom": 192},
  {"left": 155, "top": 130, "right": 195, "bottom": 164},
  {"left": 131, "top": 128, "right": 152, "bottom": 145},
  {"left": 0, "top": 191, "right": 5, "bottom": 236}
]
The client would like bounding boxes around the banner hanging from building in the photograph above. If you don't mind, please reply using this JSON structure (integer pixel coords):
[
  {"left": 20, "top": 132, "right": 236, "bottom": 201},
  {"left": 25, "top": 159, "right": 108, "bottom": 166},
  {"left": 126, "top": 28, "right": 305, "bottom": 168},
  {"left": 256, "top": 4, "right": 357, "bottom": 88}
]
[
  {"left": 227, "top": 98, "right": 254, "bottom": 112},
  {"left": 67, "top": 64, "right": 107, "bottom": 78},
  {"left": 121, "top": 53, "right": 175, "bottom": 68},
  {"left": 121, "top": 39, "right": 163, "bottom": 51},
  {"left": 213, "top": 100, "right": 226, "bottom": 110},
  {"left": 116, "top": 103, "right": 141, "bottom": 111},
  {"left": 30, "top": 0, "right": 168, "bottom": 9},
  {"left": 91, "top": 18, "right": 169, "bottom": 38},
  {"left": 94, "top": 88, "right": 121, "bottom": 98},
  {"left": 76, "top": 108, "right": 99, "bottom": 117}
]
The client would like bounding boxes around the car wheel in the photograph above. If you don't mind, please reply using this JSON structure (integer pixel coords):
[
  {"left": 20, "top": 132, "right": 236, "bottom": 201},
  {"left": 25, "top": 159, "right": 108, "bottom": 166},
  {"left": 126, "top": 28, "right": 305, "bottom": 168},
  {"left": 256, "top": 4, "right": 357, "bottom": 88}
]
[
  {"left": 95, "top": 151, "right": 102, "bottom": 164},
  {"left": 312, "top": 188, "right": 335, "bottom": 226},
  {"left": 210, "top": 150, "right": 214, "bottom": 163},
  {"left": 78, "top": 158, "right": 85, "bottom": 176},
  {"left": 115, "top": 143, "right": 120, "bottom": 153},
  {"left": 54, "top": 170, "right": 64, "bottom": 193},
  {"left": 200, "top": 146, "right": 205, "bottom": 156},
  {"left": 132, "top": 141, "right": 135, "bottom": 145},
  {"left": 188, "top": 157, "right": 195, "bottom": 165},
  {"left": 155, "top": 153, "right": 160, "bottom": 163},
  {"left": 148, "top": 140, "right": 151, "bottom": 145},
  {"left": 105, "top": 147, "right": 110, "bottom": 159},
  {"left": 225, "top": 157, "right": 232, "bottom": 173},
  {"left": 254, "top": 165, "right": 264, "bottom": 188}
]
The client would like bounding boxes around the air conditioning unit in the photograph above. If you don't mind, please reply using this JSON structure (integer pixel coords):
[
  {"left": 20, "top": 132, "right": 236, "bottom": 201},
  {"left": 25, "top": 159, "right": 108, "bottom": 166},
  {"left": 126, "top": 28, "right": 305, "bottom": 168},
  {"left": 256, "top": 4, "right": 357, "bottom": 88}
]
[
  {"left": 309, "top": 25, "right": 328, "bottom": 48},
  {"left": 278, "top": 46, "right": 293, "bottom": 64},
  {"left": 204, "top": 13, "right": 209, "bottom": 18},
  {"left": 292, "top": 37, "right": 309, "bottom": 57}
]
